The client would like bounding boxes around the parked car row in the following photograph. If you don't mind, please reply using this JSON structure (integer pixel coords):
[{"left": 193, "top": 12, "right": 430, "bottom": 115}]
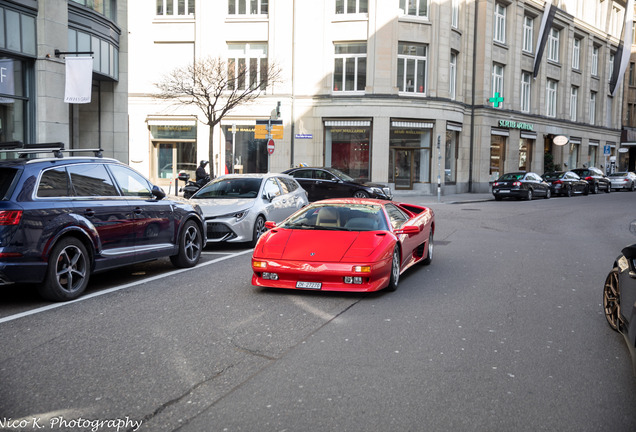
[{"left": 492, "top": 168, "right": 635, "bottom": 201}]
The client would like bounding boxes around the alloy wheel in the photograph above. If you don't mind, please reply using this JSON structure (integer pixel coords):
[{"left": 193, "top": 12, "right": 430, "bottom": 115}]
[{"left": 603, "top": 269, "right": 621, "bottom": 331}]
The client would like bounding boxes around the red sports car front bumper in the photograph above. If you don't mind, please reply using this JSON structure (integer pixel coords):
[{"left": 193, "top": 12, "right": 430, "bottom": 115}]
[{"left": 251, "top": 257, "right": 393, "bottom": 292}]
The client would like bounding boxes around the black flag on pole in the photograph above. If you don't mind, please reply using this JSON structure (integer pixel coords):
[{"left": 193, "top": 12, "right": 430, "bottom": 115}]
[
  {"left": 533, "top": 0, "right": 556, "bottom": 78},
  {"left": 609, "top": 0, "right": 634, "bottom": 96}
]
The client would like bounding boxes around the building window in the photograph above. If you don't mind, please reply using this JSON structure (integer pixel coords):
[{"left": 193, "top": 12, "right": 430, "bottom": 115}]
[
  {"left": 227, "top": 43, "right": 269, "bottom": 91},
  {"left": 333, "top": 43, "right": 367, "bottom": 92},
  {"left": 523, "top": 15, "right": 533, "bottom": 53},
  {"left": 606, "top": 96, "right": 613, "bottom": 127},
  {"left": 547, "top": 28, "right": 559, "bottom": 62},
  {"left": 494, "top": 3, "right": 506, "bottom": 44},
  {"left": 492, "top": 63, "right": 504, "bottom": 108},
  {"left": 609, "top": 53, "right": 615, "bottom": 82},
  {"left": 336, "top": 0, "right": 368, "bottom": 14},
  {"left": 521, "top": 72, "right": 531, "bottom": 113},
  {"left": 570, "top": 86, "right": 578, "bottom": 122},
  {"left": 68, "top": 29, "right": 119, "bottom": 80},
  {"left": 546, "top": 79, "right": 557, "bottom": 117},
  {"left": 592, "top": 46, "right": 599, "bottom": 76},
  {"left": 72, "top": 0, "right": 117, "bottom": 20},
  {"left": 325, "top": 120, "right": 371, "bottom": 180},
  {"left": 450, "top": 52, "right": 457, "bottom": 100},
  {"left": 630, "top": 62, "right": 635, "bottom": 86},
  {"left": 397, "top": 43, "right": 427, "bottom": 94},
  {"left": 222, "top": 125, "right": 268, "bottom": 174},
  {"left": 228, "top": 0, "right": 268, "bottom": 15},
  {"left": 399, "top": 0, "right": 429, "bottom": 18},
  {"left": 452, "top": 0, "right": 459, "bottom": 28},
  {"left": 156, "top": 0, "right": 195, "bottom": 16},
  {"left": 590, "top": 91, "right": 596, "bottom": 124},
  {"left": 572, "top": 38, "right": 580, "bottom": 69}
]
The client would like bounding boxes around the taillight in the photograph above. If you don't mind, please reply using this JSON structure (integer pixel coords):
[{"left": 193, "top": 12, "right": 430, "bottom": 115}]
[
  {"left": 0, "top": 210, "right": 22, "bottom": 225},
  {"left": 553, "top": 180, "right": 563, "bottom": 184},
  {"left": 512, "top": 181, "right": 521, "bottom": 186},
  {"left": 585, "top": 176, "right": 594, "bottom": 181}
]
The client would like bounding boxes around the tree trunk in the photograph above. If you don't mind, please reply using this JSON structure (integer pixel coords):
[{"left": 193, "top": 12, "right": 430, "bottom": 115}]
[{"left": 208, "top": 124, "right": 215, "bottom": 178}]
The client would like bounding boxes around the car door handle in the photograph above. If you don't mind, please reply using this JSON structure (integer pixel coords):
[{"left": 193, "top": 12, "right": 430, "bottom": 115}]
[{"left": 84, "top": 209, "right": 95, "bottom": 217}]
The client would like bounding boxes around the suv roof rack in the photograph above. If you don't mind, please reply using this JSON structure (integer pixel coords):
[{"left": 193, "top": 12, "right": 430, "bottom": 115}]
[{"left": 0, "top": 142, "right": 103, "bottom": 158}]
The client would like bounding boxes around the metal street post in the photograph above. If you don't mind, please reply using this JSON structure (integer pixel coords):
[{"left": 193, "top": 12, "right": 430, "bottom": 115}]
[
  {"left": 437, "top": 135, "right": 441, "bottom": 203},
  {"left": 231, "top": 123, "right": 236, "bottom": 174}
]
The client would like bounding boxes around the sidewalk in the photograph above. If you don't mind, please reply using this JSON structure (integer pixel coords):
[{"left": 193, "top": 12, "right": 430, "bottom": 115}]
[{"left": 391, "top": 190, "right": 494, "bottom": 205}]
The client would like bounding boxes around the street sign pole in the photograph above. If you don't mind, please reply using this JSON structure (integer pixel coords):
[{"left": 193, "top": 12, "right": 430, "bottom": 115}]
[{"left": 231, "top": 123, "right": 236, "bottom": 174}]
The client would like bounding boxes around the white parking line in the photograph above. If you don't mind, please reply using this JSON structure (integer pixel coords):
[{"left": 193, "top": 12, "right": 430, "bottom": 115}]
[{"left": 0, "top": 249, "right": 253, "bottom": 325}]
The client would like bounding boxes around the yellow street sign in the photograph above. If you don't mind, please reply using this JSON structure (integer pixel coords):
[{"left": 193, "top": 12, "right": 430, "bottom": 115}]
[
  {"left": 254, "top": 124, "right": 268, "bottom": 139},
  {"left": 271, "top": 125, "right": 283, "bottom": 139}
]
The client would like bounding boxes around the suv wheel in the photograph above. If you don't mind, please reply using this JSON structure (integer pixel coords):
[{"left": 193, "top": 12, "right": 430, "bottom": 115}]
[
  {"left": 170, "top": 220, "right": 202, "bottom": 268},
  {"left": 39, "top": 237, "right": 90, "bottom": 301}
]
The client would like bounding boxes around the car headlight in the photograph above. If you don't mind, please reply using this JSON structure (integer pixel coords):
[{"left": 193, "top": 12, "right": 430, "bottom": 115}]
[
  {"left": 232, "top": 209, "right": 250, "bottom": 221},
  {"left": 371, "top": 187, "right": 382, "bottom": 195}
]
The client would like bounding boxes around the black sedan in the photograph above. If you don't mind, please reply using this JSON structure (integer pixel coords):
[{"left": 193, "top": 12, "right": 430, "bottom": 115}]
[
  {"left": 542, "top": 171, "right": 590, "bottom": 197},
  {"left": 282, "top": 167, "right": 393, "bottom": 202},
  {"left": 603, "top": 244, "right": 636, "bottom": 374},
  {"left": 571, "top": 167, "right": 611, "bottom": 194},
  {"left": 492, "top": 172, "right": 551, "bottom": 201}
]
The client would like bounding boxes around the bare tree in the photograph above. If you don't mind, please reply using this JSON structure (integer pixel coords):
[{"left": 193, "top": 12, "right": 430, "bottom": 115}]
[{"left": 155, "top": 56, "right": 282, "bottom": 177}]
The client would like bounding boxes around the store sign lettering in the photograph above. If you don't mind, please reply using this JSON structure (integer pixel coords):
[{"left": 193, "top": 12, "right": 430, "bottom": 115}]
[
  {"left": 498, "top": 120, "right": 534, "bottom": 131},
  {"left": 393, "top": 130, "right": 426, "bottom": 135},
  {"left": 157, "top": 126, "right": 194, "bottom": 132},
  {"left": 331, "top": 128, "right": 366, "bottom": 133}
]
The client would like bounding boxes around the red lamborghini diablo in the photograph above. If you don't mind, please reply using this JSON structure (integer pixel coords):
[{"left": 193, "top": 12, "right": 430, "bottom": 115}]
[{"left": 251, "top": 198, "right": 435, "bottom": 292}]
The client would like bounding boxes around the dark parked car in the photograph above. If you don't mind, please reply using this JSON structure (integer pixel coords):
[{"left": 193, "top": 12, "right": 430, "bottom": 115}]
[
  {"left": 571, "top": 167, "right": 611, "bottom": 194},
  {"left": 542, "top": 171, "right": 590, "bottom": 197},
  {"left": 603, "top": 244, "right": 636, "bottom": 374},
  {"left": 282, "top": 167, "right": 392, "bottom": 202},
  {"left": 0, "top": 144, "right": 206, "bottom": 301},
  {"left": 492, "top": 172, "right": 551, "bottom": 201}
]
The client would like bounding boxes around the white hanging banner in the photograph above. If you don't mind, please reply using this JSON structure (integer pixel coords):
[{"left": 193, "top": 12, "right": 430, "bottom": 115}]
[{"left": 64, "top": 57, "right": 93, "bottom": 104}]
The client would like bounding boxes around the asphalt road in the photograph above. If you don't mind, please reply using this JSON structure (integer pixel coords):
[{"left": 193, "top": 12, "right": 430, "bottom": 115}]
[{"left": 1, "top": 191, "right": 635, "bottom": 432}]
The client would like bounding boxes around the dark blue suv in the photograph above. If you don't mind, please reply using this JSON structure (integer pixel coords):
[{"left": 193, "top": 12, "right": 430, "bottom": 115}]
[{"left": 0, "top": 144, "right": 206, "bottom": 301}]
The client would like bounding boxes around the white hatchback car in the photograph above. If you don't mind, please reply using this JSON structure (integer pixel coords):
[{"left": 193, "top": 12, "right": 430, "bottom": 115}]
[{"left": 191, "top": 173, "right": 308, "bottom": 246}]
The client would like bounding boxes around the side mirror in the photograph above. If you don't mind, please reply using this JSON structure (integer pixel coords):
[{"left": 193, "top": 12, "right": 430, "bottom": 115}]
[
  {"left": 151, "top": 185, "right": 166, "bottom": 200},
  {"left": 264, "top": 221, "right": 277, "bottom": 229},
  {"left": 177, "top": 172, "right": 190, "bottom": 182},
  {"left": 394, "top": 225, "right": 420, "bottom": 236}
]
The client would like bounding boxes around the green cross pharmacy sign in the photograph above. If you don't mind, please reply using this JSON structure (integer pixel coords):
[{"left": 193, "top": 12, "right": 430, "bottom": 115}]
[{"left": 489, "top": 92, "right": 503, "bottom": 108}]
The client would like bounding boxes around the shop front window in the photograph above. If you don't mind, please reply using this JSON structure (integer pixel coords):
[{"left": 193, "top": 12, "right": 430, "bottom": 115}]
[
  {"left": 490, "top": 135, "right": 506, "bottom": 179},
  {"left": 324, "top": 121, "right": 370, "bottom": 180},
  {"left": 0, "top": 57, "right": 30, "bottom": 146},
  {"left": 389, "top": 121, "right": 432, "bottom": 189},
  {"left": 519, "top": 139, "right": 532, "bottom": 171},
  {"left": 588, "top": 143, "right": 598, "bottom": 167},
  {"left": 222, "top": 125, "right": 268, "bottom": 174},
  {"left": 568, "top": 143, "right": 579, "bottom": 169},
  {"left": 149, "top": 121, "right": 197, "bottom": 185}
]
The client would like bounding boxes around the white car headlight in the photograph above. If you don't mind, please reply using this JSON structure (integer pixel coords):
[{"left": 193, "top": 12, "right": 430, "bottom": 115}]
[{"left": 232, "top": 209, "right": 250, "bottom": 221}]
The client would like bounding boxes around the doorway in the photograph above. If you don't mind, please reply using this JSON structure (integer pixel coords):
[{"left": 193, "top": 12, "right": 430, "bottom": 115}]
[
  {"left": 391, "top": 148, "right": 414, "bottom": 190},
  {"left": 152, "top": 142, "right": 197, "bottom": 187}
]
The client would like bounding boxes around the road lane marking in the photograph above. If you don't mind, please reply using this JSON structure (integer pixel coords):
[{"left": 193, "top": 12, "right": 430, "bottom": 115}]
[{"left": 0, "top": 249, "right": 254, "bottom": 325}]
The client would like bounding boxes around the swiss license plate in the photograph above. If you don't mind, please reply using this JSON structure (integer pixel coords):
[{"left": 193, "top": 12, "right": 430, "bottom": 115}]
[
  {"left": 499, "top": 190, "right": 510, "bottom": 193},
  {"left": 296, "top": 281, "right": 322, "bottom": 289}
]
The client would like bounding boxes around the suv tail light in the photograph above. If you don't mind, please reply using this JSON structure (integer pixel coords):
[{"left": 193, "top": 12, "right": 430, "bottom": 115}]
[
  {"left": 585, "top": 176, "right": 594, "bottom": 181},
  {"left": 512, "top": 181, "right": 522, "bottom": 186},
  {"left": 0, "top": 210, "right": 22, "bottom": 225},
  {"left": 553, "top": 180, "right": 563, "bottom": 184}
]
